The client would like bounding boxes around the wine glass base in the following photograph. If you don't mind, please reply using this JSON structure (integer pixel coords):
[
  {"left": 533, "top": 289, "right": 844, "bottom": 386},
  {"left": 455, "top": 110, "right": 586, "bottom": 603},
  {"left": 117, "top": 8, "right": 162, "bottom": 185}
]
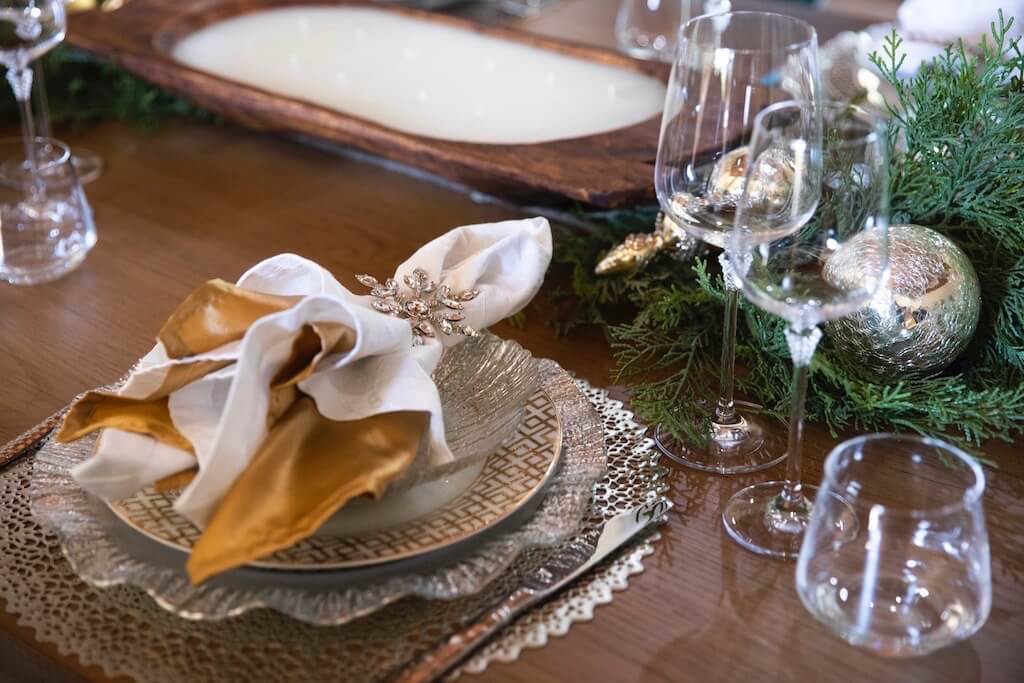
[
  {"left": 654, "top": 401, "right": 786, "bottom": 475},
  {"left": 722, "top": 482, "right": 858, "bottom": 560}
]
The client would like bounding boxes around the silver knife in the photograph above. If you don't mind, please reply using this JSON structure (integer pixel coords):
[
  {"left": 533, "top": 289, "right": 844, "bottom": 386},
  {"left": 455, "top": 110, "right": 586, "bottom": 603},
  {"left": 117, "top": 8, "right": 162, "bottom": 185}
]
[{"left": 393, "top": 498, "right": 673, "bottom": 683}]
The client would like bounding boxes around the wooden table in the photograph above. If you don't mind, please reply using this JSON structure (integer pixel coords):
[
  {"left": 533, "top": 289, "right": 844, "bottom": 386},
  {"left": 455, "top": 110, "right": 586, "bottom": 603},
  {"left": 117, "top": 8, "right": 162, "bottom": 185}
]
[{"left": 1, "top": 1, "right": 1022, "bottom": 681}]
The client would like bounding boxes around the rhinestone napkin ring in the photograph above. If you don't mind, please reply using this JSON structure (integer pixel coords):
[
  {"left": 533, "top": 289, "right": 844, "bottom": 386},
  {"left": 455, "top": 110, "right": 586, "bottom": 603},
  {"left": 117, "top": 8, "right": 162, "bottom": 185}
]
[{"left": 357, "top": 268, "right": 480, "bottom": 345}]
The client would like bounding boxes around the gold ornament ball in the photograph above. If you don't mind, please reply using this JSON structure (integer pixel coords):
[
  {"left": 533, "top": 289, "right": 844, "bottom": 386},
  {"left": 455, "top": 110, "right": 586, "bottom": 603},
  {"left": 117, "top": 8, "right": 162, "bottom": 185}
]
[{"left": 824, "top": 224, "right": 981, "bottom": 381}]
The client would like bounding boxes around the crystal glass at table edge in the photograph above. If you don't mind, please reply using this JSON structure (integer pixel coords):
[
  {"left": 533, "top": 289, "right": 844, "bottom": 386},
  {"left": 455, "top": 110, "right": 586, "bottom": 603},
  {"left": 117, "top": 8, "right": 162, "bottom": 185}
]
[
  {"left": 653, "top": 10, "right": 820, "bottom": 474},
  {"left": 0, "top": 136, "right": 96, "bottom": 284},
  {"left": 724, "top": 100, "right": 891, "bottom": 560},
  {"left": 797, "top": 434, "right": 991, "bottom": 657},
  {"left": 615, "top": 0, "right": 730, "bottom": 62}
]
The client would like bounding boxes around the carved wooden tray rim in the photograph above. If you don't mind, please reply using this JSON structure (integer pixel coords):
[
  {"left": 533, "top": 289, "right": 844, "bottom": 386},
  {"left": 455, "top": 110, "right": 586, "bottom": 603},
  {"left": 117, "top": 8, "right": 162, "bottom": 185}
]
[{"left": 68, "top": 0, "right": 670, "bottom": 206}]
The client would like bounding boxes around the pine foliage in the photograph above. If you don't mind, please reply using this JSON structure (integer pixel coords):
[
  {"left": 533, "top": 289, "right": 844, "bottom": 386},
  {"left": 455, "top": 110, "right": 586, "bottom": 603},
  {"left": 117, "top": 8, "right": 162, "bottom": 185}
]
[{"left": 557, "top": 15, "right": 1024, "bottom": 455}]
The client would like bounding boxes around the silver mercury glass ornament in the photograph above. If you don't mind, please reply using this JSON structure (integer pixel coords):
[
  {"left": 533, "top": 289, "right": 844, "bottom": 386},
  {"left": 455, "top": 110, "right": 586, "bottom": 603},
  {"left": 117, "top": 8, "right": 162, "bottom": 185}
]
[{"left": 824, "top": 224, "right": 981, "bottom": 380}]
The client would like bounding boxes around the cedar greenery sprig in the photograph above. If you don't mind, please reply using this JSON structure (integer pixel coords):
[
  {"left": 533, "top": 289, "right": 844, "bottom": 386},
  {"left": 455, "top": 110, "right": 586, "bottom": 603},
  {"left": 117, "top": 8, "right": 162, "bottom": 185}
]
[{"left": 556, "top": 14, "right": 1024, "bottom": 456}]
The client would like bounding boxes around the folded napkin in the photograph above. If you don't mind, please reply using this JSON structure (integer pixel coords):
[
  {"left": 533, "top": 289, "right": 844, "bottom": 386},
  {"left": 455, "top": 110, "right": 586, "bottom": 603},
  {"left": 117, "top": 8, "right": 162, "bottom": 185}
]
[
  {"left": 897, "top": 0, "right": 1023, "bottom": 46},
  {"left": 59, "top": 217, "right": 552, "bottom": 583}
]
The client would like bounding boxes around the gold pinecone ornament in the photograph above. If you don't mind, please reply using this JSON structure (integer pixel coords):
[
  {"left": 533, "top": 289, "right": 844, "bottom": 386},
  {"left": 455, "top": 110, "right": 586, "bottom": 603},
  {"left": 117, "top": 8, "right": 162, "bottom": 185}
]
[{"left": 594, "top": 212, "right": 702, "bottom": 275}]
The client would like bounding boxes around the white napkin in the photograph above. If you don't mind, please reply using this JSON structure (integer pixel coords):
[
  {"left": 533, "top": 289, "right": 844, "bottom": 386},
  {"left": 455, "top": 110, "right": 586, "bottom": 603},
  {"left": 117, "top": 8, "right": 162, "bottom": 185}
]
[
  {"left": 72, "top": 217, "right": 552, "bottom": 527},
  {"left": 897, "top": 0, "right": 1023, "bottom": 46}
]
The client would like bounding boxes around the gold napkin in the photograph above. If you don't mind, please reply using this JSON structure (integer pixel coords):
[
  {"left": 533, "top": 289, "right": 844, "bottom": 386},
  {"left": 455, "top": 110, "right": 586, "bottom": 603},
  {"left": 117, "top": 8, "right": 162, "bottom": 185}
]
[{"left": 58, "top": 279, "right": 429, "bottom": 583}]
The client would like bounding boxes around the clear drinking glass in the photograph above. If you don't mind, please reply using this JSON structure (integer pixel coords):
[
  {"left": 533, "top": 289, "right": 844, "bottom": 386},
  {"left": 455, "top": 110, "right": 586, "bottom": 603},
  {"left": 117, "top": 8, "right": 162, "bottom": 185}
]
[
  {"left": 0, "top": 137, "right": 96, "bottom": 284},
  {"left": 723, "top": 101, "right": 890, "bottom": 559},
  {"left": 615, "top": 0, "right": 730, "bottom": 62},
  {"left": 653, "top": 11, "right": 820, "bottom": 474},
  {"left": 797, "top": 434, "right": 991, "bottom": 657}
]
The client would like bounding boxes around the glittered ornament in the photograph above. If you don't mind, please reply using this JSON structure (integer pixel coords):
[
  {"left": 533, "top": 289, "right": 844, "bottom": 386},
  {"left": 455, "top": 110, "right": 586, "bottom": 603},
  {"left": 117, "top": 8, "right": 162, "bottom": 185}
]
[
  {"left": 824, "top": 224, "right": 981, "bottom": 380},
  {"left": 594, "top": 212, "right": 702, "bottom": 275}
]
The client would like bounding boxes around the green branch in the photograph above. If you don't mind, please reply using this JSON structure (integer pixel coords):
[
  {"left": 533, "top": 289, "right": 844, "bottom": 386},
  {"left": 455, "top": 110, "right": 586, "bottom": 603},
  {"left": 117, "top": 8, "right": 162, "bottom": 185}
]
[{"left": 554, "top": 16, "right": 1024, "bottom": 457}]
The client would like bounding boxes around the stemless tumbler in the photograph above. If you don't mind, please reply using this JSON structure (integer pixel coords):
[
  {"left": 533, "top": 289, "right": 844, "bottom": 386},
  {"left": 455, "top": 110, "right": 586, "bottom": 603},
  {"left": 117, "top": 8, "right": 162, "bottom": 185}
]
[
  {"left": 796, "top": 434, "right": 991, "bottom": 658},
  {"left": 0, "top": 137, "right": 96, "bottom": 285}
]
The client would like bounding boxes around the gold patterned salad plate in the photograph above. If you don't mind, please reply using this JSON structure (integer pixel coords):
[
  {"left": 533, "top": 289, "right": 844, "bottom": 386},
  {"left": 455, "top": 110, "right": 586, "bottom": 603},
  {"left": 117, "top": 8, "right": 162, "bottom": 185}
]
[{"left": 108, "top": 387, "right": 562, "bottom": 570}]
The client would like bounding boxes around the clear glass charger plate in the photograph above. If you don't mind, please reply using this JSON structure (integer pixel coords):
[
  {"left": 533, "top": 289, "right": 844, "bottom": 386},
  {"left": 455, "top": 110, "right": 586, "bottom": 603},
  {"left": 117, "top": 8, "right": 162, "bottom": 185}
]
[{"left": 30, "top": 336, "right": 607, "bottom": 625}]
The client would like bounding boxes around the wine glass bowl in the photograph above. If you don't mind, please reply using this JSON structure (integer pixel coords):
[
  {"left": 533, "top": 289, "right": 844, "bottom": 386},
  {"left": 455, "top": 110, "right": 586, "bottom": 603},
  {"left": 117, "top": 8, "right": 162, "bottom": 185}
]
[
  {"left": 736, "top": 103, "right": 889, "bottom": 329},
  {"left": 0, "top": 1, "right": 65, "bottom": 67},
  {"left": 797, "top": 434, "right": 991, "bottom": 657},
  {"left": 656, "top": 11, "right": 820, "bottom": 248},
  {"left": 651, "top": 11, "right": 820, "bottom": 474}
]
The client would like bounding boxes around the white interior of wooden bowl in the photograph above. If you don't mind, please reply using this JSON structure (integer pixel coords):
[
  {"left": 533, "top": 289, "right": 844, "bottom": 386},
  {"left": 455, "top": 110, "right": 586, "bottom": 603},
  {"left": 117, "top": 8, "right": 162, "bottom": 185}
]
[{"left": 171, "top": 5, "right": 667, "bottom": 145}]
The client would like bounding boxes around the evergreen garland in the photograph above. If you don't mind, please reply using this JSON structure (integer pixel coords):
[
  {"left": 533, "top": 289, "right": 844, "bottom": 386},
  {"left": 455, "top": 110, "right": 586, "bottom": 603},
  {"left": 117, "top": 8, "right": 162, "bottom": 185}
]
[{"left": 555, "top": 14, "right": 1024, "bottom": 456}]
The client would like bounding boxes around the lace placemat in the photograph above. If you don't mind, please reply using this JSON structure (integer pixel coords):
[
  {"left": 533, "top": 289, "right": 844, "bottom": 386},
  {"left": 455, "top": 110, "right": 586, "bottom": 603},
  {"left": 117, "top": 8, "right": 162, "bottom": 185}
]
[{"left": 0, "top": 380, "right": 666, "bottom": 682}]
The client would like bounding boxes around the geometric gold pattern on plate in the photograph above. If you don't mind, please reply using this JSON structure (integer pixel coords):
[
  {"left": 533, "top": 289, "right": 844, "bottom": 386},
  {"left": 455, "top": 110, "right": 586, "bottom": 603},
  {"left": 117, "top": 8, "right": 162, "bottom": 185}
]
[{"left": 109, "top": 388, "right": 561, "bottom": 570}]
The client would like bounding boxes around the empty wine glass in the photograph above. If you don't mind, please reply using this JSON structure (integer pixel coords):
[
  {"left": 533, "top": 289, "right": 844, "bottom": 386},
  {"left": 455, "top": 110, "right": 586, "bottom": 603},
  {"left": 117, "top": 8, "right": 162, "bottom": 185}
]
[
  {"left": 723, "top": 100, "right": 890, "bottom": 559},
  {"left": 615, "top": 0, "right": 730, "bottom": 62},
  {"left": 653, "top": 11, "right": 820, "bottom": 474},
  {"left": 0, "top": 136, "right": 96, "bottom": 284},
  {"left": 797, "top": 434, "right": 991, "bottom": 657},
  {"left": 0, "top": 1, "right": 66, "bottom": 182}
]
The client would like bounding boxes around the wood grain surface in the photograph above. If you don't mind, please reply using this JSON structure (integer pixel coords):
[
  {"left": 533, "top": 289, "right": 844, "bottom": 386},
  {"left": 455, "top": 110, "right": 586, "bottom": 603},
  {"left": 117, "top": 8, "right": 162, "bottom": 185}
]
[{"left": 1, "top": 1, "right": 1022, "bottom": 682}]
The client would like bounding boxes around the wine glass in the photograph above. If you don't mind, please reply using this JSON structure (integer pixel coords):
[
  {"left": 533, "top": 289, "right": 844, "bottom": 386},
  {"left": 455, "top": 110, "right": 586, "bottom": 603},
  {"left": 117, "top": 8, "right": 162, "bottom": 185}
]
[
  {"left": 615, "top": 0, "right": 730, "bottom": 62},
  {"left": 0, "top": 1, "right": 66, "bottom": 184},
  {"left": 653, "top": 11, "right": 820, "bottom": 474},
  {"left": 723, "top": 100, "right": 890, "bottom": 559},
  {"left": 797, "top": 434, "right": 990, "bottom": 657}
]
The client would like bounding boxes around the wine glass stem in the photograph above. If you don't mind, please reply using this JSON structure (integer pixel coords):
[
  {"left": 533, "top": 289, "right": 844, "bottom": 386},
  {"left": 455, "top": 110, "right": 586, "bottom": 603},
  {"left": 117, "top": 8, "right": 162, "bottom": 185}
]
[
  {"left": 6, "top": 63, "right": 43, "bottom": 199},
  {"left": 780, "top": 362, "right": 809, "bottom": 510},
  {"left": 780, "top": 325, "right": 822, "bottom": 512},
  {"left": 33, "top": 59, "right": 51, "bottom": 138},
  {"left": 713, "top": 288, "right": 740, "bottom": 425}
]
